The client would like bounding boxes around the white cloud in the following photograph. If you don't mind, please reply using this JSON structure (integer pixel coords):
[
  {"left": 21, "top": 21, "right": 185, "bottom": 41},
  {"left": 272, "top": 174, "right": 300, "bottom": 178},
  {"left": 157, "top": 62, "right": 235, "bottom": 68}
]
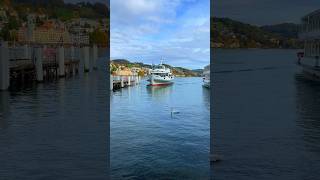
[
  {"left": 110, "top": 0, "right": 210, "bottom": 69},
  {"left": 123, "top": 0, "right": 158, "bottom": 14}
]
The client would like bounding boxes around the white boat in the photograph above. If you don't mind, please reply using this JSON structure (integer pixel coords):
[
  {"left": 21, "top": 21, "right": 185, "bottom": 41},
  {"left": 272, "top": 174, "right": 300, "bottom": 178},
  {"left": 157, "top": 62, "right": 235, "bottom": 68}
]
[
  {"left": 148, "top": 62, "right": 174, "bottom": 86},
  {"left": 297, "top": 9, "right": 320, "bottom": 80},
  {"left": 203, "top": 65, "right": 210, "bottom": 88}
]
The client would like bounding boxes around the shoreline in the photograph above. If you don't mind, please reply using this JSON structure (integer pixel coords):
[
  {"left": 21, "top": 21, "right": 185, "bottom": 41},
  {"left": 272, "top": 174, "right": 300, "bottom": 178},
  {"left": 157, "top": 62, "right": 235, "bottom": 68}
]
[{"left": 210, "top": 47, "right": 302, "bottom": 50}]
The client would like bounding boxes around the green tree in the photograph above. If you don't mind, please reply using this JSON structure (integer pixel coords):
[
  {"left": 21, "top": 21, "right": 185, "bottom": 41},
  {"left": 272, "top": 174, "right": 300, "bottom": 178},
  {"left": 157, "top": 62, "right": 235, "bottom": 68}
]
[
  {"left": 138, "top": 70, "right": 145, "bottom": 77},
  {"left": 89, "top": 28, "right": 108, "bottom": 47}
]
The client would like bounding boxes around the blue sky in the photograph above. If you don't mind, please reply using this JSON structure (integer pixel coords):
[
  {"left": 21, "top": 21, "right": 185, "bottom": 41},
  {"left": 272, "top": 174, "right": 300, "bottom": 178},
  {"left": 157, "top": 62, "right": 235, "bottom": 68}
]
[
  {"left": 213, "top": 0, "right": 320, "bottom": 25},
  {"left": 110, "top": 0, "right": 210, "bottom": 69}
]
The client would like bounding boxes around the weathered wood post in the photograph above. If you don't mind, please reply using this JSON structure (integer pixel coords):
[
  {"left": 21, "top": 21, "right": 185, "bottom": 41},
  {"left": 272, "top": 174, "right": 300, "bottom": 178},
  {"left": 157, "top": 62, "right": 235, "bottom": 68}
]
[
  {"left": 110, "top": 75, "right": 113, "bottom": 90},
  {"left": 84, "top": 46, "right": 90, "bottom": 72},
  {"left": 79, "top": 46, "right": 84, "bottom": 73},
  {"left": 35, "top": 47, "right": 43, "bottom": 82},
  {"left": 71, "top": 46, "right": 75, "bottom": 60},
  {"left": 120, "top": 76, "right": 124, "bottom": 88},
  {"left": 24, "top": 44, "right": 30, "bottom": 59},
  {"left": 0, "top": 42, "right": 10, "bottom": 90},
  {"left": 128, "top": 76, "right": 131, "bottom": 86},
  {"left": 58, "top": 46, "right": 65, "bottom": 77},
  {"left": 93, "top": 44, "right": 98, "bottom": 70},
  {"left": 71, "top": 46, "right": 76, "bottom": 75}
]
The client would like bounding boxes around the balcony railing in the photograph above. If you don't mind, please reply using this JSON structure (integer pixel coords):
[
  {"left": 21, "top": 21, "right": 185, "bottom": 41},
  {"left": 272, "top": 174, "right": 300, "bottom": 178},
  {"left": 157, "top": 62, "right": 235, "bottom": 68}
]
[{"left": 299, "top": 30, "right": 320, "bottom": 40}]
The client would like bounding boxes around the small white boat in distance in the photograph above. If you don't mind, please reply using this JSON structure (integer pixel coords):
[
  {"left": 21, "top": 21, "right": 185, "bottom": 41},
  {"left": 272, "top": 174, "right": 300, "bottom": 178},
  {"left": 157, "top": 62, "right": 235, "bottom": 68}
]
[
  {"left": 148, "top": 62, "right": 174, "bottom": 86},
  {"left": 203, "top": 65, "right": 210, "bottom": 88}
]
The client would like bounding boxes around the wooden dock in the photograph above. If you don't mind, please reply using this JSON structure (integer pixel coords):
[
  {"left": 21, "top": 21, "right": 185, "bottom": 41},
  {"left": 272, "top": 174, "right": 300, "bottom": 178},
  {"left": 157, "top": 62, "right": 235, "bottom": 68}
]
[
  {"left": 0, "top": 42, "right": 99, "bottom": 90},
  {"left": 111, "top": 75, "right": 141, "bottom": 90}
]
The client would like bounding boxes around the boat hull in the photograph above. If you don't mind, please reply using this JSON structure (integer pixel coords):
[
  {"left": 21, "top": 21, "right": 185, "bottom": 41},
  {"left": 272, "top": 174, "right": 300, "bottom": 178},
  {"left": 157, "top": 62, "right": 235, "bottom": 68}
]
[
  {"left": 147, "top": 82, "right": 173, "bottom": 86},
  {"left": 203, "top": 65, "right": 210, "bottom": 88},
  {"left": 203, "top": 81, "right": 210, "bottom": 88},
  {"left": 148, "top": 76, "right": 174, "bottom": 86},
  {"left": 298, "top": 57, "right": 320, "bottom": 81}
]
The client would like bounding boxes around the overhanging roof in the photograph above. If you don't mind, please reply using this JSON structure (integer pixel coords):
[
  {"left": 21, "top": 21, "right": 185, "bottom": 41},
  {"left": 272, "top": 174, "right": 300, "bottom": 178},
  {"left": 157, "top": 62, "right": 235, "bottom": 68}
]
[{"left": 302, "top": 9, "right": 320, "bottom": 20}]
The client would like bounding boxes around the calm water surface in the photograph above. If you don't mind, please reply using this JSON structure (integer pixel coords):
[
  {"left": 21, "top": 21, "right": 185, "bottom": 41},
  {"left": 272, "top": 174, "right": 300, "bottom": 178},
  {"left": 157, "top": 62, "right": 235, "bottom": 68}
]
[
  {"left": 0, "top": 58, "right": 109, "bottom": 179},
  {"left": 213, "top": 49, "right": 320, "bottom": 180},
  {"left": 111, "top": 77, "right": 210, "bottom": 179}
]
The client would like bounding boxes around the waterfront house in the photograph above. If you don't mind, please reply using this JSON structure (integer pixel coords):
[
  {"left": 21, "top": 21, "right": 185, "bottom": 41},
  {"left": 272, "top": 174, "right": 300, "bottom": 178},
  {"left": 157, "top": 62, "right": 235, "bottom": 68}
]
[
  {"left": 298, "top": 9, "right": 320, "bottom": 78},
  {"left": 17, "top": 20, "right": 72, "bottom": 45},
  {"left": 114, "top": 67, "right": 134, "bottom": 76}
]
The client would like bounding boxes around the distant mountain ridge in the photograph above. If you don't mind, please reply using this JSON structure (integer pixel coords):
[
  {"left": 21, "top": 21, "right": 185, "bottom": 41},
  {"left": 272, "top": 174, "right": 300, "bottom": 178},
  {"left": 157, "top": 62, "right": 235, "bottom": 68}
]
[
  {"left": 5, "top": 0, "right": 109, "bottom": 20},
  {"left": 211, "top": 17, "right": 303, "bottom": 49},
  {"left": 261, "top": 23, "right": 300, "bottom": 39},
  {"left": 111, "top": 59, "right": 202, "bottom": 77}
]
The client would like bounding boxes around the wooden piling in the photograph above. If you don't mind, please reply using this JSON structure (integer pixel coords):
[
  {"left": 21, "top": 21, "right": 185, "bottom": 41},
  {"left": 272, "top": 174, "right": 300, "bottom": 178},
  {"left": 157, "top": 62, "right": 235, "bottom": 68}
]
[
  {"left": 35, "top": 47, "right": 43, "bottom": 82},
  {"left": 110, "top": 75, "right": 113, "bottom": 90},
  {"left": 128, "top": 76, "right": 131, "bottom": 86},
  {"left": 83, "top": 46, "right": 90, "bottom": 72},
  {"left": 120, "top": 76, "right": 124, "bottom": 88},
  {"left": 93, "top": 44, "right": 98, "bottom": 70},
  {"left": 0, "top": 42, "right": 10, "bottom": 90},
  {"left": 24, "top": 44, "right": 30, "bottom": 59},
  {"left": 58, "top": 46, "right": 65, "bottom": 77}
]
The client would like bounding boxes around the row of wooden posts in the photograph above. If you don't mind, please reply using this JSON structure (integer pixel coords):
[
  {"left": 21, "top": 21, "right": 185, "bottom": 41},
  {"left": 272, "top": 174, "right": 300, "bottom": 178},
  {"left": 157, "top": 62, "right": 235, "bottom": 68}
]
[
  {"left": 110, "top": 75, "right": 141, "bottom": 91},
  {"left": 0, "top": 41, "right": 99, "bottom": 90}
]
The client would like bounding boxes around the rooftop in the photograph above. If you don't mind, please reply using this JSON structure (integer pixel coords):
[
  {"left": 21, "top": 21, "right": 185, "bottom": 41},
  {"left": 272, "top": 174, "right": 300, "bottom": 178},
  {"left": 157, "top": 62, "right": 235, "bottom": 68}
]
[{"left": 302, "top": 9, "right": 320, "bottom": 21}]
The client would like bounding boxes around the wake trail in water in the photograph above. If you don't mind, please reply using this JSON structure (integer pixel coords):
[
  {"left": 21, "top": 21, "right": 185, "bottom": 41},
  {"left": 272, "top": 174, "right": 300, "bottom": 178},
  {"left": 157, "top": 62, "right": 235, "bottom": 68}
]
[{"left": 213, "top": 66, "right": 282, "bottom": 74}]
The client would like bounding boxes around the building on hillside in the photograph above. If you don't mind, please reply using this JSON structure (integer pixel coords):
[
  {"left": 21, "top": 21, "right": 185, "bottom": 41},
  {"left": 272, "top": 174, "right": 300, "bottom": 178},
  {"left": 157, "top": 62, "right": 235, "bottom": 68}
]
[
  {"left": 114, "top": 67, "right": 134, "bottom": 76},
  {"left": 66, "top": 18, "right": 96, "bottom": 45},
  {"left": 131, "top": 67, "right": 141, "bottom": 75},
  {"left": 67, "top": 18, "right": 98, "bottom": 33},
  {"left": 17, "top": 19, "right": 71, "bottom": 44},
  {"left": 100, "top": 18, "right": 109, "bottom": 32},
  {"left": 70, "top": 33, "right": 90, "bottom": 45}
]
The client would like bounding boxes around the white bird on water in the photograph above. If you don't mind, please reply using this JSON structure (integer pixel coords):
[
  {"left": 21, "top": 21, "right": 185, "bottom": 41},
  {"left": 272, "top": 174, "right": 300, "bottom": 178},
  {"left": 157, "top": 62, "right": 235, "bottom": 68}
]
[{"left": 171, "top": 107, "right": 180, "bottom": 116}]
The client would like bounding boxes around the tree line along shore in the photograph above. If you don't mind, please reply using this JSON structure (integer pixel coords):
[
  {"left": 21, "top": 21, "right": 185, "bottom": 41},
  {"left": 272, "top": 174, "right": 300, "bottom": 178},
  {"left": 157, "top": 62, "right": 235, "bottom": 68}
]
[
  {"left": 110, "top": 59, "right": 203, "bottom": 77},
  {"left": 211, "top": 17, "right": 303, "bottom": 49}
]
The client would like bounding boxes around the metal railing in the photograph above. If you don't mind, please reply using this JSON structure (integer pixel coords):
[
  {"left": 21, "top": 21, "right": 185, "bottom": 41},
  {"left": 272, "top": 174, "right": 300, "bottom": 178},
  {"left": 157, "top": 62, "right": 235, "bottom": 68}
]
[{"left": 299, "top": 30, "right": 320, "bottom": 39}]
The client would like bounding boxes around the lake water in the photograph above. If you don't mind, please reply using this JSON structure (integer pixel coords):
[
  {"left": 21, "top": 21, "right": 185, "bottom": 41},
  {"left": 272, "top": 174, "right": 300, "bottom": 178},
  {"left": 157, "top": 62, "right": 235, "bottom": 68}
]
[
  {"left": 4, "top": 49, "right": 315, "bottom": 179},
  {"left": 212, "top": 49, "right": 320, "bottom": 180},
  {"left": 111, "top": 77, "right": 210, "bottom": 179},
  {"left": 0, "top": 57, "right": 109, "bottom": 179}
]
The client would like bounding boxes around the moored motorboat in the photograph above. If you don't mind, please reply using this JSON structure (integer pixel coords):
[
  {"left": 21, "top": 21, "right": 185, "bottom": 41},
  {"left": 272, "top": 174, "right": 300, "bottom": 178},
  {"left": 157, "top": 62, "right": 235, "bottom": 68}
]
[
  {"left": 203, "top": 65, "right": 210, "bottom": 88},
  {"left": 148, "top": 62, "right": 174, "bottom": 86},
  {"left": 297, "top": 9, "right": 320, "bottom": 80}
]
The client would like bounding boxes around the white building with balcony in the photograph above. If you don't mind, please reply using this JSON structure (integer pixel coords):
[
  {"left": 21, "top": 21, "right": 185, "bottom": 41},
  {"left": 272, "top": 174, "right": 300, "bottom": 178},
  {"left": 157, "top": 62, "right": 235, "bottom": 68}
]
[{"left": 298, "top": 9, "right": 320, "bottom": 79}]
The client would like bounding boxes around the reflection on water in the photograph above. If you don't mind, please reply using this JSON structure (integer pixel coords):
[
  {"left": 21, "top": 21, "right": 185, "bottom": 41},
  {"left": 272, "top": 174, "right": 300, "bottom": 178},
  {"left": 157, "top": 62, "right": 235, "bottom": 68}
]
[
  {"left": 146, "top": 85, "right": 173, "bottom": 98},
  {"left": 202, "top": 88, "right": 210, "bottom": 110},
  {"left": 0, "top": 58, "right": 109, "bottom": 179},
  {"left": 295, "top": 75, "right": 320, "bottom": 153},
  {"left": 0, "top": 91, "right": 9, "bottom": 129},
  {"left": 111, "top": 77, "right": 210, "bottom": 179},
  {"left": 213, "top": 49, "right": 320, "bottom": 180}
]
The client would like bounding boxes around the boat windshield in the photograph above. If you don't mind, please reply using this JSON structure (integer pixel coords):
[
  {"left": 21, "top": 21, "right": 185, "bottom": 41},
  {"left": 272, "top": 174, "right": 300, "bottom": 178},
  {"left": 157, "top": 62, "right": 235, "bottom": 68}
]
[
  {"left": 153, "top": 73, "right": 169, "bottom": 77},
  {"left": 153, "top": 65, "right": 165, "bottom": 69}
]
